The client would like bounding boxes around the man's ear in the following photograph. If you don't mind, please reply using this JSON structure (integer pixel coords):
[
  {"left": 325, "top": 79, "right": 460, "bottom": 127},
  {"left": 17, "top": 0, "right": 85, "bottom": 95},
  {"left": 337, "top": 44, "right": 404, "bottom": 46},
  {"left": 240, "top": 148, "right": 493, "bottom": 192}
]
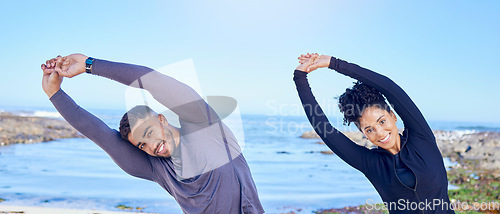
[
  {"left": 158, "top": 114, "right": 168, "bottom": 124},
  {"left": 127, "top": 133, "right": 136, "bottom": 146}
]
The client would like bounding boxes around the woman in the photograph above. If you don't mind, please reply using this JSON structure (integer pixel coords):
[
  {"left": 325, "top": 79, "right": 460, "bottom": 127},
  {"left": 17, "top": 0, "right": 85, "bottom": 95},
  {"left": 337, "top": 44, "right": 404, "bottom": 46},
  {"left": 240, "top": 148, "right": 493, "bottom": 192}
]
[{"left": 294, "top": 53, "right": 454, "bottom": 213}]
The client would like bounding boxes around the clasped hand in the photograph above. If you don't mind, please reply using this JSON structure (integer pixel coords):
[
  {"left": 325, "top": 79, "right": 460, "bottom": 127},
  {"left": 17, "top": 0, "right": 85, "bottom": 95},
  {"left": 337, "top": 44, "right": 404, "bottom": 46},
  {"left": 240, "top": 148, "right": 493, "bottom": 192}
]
[
  {"left": 40, "top": 53, "right": 88, "bottom": 98},
  {"left": 296, "top": 53, "right": 331, "bottom": 73}
]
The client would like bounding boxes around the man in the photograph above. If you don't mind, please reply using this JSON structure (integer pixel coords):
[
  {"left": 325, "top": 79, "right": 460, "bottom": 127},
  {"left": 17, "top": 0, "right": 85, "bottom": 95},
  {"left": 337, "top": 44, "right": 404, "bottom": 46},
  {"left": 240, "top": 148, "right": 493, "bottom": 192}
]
[{"left": 41, "top": 54, "right": 264, "bottom": 213}]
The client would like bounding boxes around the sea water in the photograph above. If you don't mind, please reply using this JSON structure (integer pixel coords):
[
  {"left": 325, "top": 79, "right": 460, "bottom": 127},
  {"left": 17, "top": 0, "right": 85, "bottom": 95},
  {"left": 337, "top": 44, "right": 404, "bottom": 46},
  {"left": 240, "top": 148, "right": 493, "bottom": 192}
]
[{"left": 0, "top": 107, "right": 498, "bottom": 213}]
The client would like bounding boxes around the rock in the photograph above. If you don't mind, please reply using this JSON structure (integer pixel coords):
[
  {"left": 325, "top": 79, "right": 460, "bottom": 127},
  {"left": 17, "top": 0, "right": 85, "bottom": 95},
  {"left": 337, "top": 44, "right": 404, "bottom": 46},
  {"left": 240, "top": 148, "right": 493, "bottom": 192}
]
[
  {"left": 0, "top": 113, "right": 84, "bottom": 146},
  {"left": 434, "top": 130, "right": 500, "bottom": 173},
  {"left": 300, "top": 130, "right": 320, "bottom": 139},
  {"left": 320, "top": 150, "right": 334, "bottom": 155},
  {"left": 453, "top": 146, "right": 471, "bottom": 153}
]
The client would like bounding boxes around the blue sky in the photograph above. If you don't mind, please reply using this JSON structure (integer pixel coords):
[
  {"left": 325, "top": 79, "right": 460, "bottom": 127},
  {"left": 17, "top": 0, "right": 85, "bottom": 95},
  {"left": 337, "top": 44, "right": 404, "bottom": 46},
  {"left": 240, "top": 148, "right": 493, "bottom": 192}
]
[{"left": 0, "top": 0, "right": 499, "bottom": 123}]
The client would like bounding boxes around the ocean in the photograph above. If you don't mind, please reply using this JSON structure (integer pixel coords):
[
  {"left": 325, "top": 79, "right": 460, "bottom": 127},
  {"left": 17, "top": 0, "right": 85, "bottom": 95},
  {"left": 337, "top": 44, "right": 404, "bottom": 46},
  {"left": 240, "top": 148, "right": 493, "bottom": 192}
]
[{"left": 0, "top": 106, "right": 499, "bottom": 213}]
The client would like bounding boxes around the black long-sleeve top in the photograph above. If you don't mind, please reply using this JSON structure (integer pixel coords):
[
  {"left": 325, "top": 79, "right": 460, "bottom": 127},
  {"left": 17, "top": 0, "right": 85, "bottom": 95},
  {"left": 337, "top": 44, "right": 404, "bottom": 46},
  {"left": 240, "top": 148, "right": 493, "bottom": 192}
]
[{"left": 293, "top": 57, "right": 454, "bottom": 213}]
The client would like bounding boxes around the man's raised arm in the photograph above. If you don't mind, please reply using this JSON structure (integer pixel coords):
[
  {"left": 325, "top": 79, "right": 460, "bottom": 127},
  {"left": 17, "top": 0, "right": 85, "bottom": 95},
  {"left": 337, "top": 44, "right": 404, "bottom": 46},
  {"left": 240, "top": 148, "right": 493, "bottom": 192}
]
[
  {"left": 54, "top": 54, "right": 218, "bottom": 124},
  {"left": 41, "top": 58, "right": 154, "bottom": 181}
]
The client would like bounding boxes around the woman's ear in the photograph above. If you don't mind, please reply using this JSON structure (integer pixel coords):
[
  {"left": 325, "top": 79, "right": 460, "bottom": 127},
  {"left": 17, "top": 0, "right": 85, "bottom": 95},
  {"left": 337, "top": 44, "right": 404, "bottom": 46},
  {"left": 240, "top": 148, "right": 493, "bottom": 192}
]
[{"left": 389, "top": 110, "right": 397, "bottom": 122}]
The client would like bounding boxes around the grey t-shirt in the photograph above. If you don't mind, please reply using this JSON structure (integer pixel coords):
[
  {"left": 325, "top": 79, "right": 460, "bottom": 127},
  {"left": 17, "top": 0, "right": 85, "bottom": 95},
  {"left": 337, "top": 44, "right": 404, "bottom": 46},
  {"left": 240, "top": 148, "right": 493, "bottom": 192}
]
[{"left": 50, "top": 59, "right": 264, "bottom": 213}]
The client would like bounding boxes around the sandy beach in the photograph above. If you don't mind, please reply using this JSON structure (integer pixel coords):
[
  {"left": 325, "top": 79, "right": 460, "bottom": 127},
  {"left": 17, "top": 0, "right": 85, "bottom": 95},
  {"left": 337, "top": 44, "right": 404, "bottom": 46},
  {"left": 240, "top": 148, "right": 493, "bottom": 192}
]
[{"left": 0, "top": 205, "right": 154, "bottom": 214}]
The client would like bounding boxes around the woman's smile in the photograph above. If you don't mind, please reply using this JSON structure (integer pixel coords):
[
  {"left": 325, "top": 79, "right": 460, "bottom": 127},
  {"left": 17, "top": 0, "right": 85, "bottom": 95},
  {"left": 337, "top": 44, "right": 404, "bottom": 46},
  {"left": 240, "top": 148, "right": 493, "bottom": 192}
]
[{"left": 378, "top": 133, "right": 391, "bottom": 144}]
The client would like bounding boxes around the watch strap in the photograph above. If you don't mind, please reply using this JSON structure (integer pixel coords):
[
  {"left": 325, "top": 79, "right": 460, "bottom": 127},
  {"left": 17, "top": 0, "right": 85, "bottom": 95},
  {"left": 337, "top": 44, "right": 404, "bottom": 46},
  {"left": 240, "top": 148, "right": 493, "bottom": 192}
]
[{"left": 85, "top": 57, "right": 94, "bottom": 74}]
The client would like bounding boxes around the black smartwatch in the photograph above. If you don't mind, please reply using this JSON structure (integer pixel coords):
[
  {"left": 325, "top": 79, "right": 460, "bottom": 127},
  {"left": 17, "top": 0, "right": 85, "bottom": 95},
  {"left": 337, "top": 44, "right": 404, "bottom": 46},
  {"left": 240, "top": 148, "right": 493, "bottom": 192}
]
[{"left": 85, "top": 57, "right": 95, "bottom": 74}]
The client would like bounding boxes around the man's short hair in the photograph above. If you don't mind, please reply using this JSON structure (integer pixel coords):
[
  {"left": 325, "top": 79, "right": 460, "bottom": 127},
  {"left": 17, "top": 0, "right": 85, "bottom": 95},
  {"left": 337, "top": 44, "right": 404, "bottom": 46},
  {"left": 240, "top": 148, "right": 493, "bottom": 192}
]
[{"left": 119, "top": 105, "right": 157, "bottom": 141}]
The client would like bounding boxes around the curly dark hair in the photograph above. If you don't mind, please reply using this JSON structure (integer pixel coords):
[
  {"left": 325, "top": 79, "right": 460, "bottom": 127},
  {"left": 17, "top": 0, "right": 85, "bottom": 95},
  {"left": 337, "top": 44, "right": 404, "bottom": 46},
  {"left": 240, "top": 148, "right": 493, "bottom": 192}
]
[
  {"left": 119, "top": 105, "right": 156, "bottom": 141},
  {"left": 337, "top": 81, "right": 390, "bottom": 128}
]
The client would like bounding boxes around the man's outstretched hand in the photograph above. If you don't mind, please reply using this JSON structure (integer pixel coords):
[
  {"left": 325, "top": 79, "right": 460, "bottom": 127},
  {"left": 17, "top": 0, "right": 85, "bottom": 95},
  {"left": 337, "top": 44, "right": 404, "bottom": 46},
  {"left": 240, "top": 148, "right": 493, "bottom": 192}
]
[
  {"left": 41, "top": 53, "right": 88, "bottom": 98},
  {"left": 41, "top": 57, "right": 63, "bottom": 98},
  {"left": 42, "top": 53, "right": 88, "bottom": 78}
]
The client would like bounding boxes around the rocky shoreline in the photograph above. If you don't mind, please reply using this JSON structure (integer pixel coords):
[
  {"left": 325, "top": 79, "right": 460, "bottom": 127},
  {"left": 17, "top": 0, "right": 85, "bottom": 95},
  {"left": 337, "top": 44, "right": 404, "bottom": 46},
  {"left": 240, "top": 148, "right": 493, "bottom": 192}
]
[
  {"left": 0, "top": 112, "right": 83, "bottom": 146},
  {"left": 301, "top": 129, "right": 500, "bottom": 175}
]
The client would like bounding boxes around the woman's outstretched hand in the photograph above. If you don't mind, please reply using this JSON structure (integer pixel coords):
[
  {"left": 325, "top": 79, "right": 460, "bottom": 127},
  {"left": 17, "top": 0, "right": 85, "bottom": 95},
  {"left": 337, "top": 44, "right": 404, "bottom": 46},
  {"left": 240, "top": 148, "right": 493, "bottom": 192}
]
[
  {"left": 296, "top": 53, "right": 319, "bottom": 73},
  {"left": 299, "top": 53, "right": 331, "bottom": 73}
]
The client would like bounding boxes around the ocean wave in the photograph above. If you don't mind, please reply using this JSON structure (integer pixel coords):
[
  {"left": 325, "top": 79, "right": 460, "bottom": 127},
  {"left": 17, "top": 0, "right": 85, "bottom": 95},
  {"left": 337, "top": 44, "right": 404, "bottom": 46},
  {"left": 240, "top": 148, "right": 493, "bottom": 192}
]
[
  {"left": 456, "top": 126, "right": 500, "bottom": 132},
  {"left": 9, "top": 110, "right": 62, "bottom": 119},
  {"left": 33, "top": 111, "right": 62, "bottom": 118}
]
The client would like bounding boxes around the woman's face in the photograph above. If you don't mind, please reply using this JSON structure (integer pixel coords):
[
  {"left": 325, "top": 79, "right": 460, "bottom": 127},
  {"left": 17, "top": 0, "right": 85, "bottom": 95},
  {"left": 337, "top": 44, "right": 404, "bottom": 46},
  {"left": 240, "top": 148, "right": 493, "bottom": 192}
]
[{"left": 358, "top": 106, "right": 400, "bottom": 154}]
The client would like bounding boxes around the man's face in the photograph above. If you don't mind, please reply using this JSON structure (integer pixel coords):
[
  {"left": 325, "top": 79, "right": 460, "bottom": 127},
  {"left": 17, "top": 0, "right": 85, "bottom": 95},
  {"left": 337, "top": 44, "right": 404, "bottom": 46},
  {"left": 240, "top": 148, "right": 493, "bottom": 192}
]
[{"left": 128, "top": 114, "right": 176, "bottom": 158}]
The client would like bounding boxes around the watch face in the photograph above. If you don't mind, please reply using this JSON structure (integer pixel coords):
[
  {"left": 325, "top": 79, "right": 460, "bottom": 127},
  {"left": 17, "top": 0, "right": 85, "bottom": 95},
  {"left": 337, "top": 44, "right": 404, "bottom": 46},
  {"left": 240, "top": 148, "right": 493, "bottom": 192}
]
[{"left": 86, "top": 57, "right": 93, "bottom": 64}]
